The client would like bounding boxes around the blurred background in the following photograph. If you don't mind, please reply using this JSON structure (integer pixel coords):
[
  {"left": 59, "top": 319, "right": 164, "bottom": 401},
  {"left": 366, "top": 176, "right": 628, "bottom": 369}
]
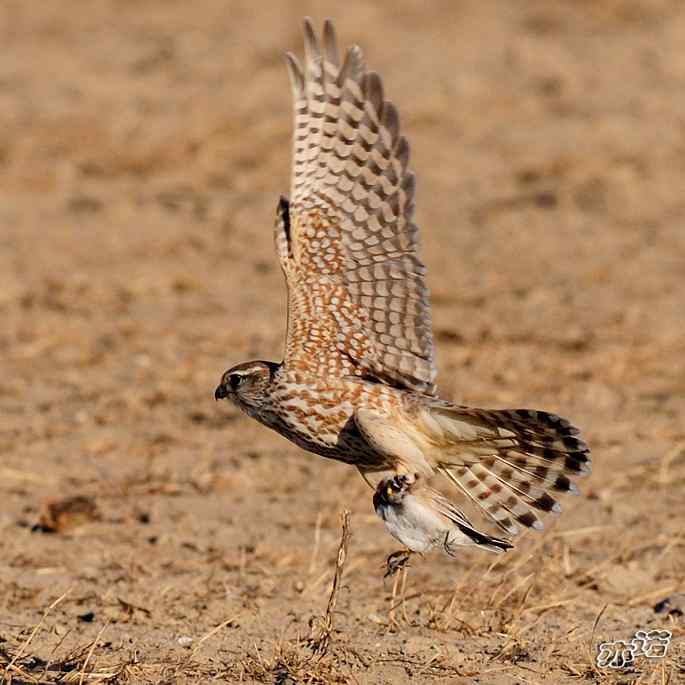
[{"left": 1, "top": 1, "right": 684, "bottom": 682}]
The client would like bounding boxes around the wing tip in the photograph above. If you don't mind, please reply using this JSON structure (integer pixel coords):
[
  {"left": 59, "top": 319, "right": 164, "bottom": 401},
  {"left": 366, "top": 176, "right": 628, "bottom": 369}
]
[
  {"left": 302, "top": 16, "right": 320, "bottom": 63},
  {"left": 381, "top": 100, "right": 400, "bottom": 142},
  {"left": 284, "top": 51, "right": 304, "bottom": 95},
  {"left": 322, "top": 18, "right": 339, "bottom": 66}
]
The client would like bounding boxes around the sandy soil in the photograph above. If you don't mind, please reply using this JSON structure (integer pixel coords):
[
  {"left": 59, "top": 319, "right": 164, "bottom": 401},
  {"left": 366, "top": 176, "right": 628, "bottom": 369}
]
[{"left": 1, "top": 1, "right": 685, "bottom": 683}]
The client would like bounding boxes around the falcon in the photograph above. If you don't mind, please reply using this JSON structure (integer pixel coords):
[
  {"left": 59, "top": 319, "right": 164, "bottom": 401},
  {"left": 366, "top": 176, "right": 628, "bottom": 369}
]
[{"left": 215, "top": 19, "right": 591, "bottom": 573}]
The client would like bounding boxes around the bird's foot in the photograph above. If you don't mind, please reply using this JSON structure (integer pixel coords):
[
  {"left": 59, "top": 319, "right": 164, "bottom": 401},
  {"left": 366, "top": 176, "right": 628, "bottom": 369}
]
[{"left": 384, "top": 549, "right": 413, "bottom": 578}]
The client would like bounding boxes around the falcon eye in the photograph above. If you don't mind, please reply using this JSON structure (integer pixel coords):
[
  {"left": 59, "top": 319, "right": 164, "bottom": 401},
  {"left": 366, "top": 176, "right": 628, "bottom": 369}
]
[{"left": 228, "top": 374, "right": 242, "bottom": 390}]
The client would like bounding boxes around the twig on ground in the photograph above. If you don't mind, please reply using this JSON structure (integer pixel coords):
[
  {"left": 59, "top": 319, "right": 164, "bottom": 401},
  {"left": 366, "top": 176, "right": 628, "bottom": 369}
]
[
  {"left": 587, "top": 603, "right": 608, "bottom": 677},
  {"left": 307, "top": 509, "right": 351, "bottom": 659},
  {"left": 78, "top": 620, "right": 110, "bottom": 685},
  {"left": 4, "top": 586, "right": 73, "bottom": 680},
  {"left": 191, "top": 614, "right": 242, "bottom": 658}
]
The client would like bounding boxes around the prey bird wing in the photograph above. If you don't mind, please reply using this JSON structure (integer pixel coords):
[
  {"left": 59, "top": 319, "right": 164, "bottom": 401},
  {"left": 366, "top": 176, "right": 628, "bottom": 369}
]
[{"left": 275, "top": 18, "right": 436, "bottom": 394}]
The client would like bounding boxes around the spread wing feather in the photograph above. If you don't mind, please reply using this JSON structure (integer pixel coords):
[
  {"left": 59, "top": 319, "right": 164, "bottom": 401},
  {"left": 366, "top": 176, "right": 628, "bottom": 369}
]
[{"left": 275, "top": 19, "right": 436, "bottom": 394}]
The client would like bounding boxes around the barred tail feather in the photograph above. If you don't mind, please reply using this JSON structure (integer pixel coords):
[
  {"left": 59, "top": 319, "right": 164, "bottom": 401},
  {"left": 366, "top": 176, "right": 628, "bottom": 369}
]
[
  {"left": 440, "top": 463, "right": 526, "bottom": 536},
  {"left": 424, "top": 404, "right": 591, "bottom": 538},
  {"left": 430, "top": 490, "right": 514, "bottom": 554}
]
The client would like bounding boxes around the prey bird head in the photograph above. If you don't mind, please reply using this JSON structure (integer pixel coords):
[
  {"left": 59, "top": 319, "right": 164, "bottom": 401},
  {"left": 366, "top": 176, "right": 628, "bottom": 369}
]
[
  {"left": 374, "top": 473, "right": 418, "bottom": 508},
  {"left": 215, "top": 361, "right": 278, "bottom": 414}
]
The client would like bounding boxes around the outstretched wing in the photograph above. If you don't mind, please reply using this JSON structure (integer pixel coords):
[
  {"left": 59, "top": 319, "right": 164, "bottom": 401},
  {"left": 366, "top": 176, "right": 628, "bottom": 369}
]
[{"left": 274, "top": 18, "right": 436, "bottom": 394}]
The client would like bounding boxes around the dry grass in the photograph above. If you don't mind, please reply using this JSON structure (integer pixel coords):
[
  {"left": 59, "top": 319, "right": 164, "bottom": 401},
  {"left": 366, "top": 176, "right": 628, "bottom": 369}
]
[{"left": 3, "top": 520, "right": 682, "bottom": 683}]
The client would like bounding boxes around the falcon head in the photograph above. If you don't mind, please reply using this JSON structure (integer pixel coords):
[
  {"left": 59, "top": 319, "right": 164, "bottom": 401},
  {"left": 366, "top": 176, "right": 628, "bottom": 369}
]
[{"left": 215, "top": 361, "right": 279, "bottom": 414}]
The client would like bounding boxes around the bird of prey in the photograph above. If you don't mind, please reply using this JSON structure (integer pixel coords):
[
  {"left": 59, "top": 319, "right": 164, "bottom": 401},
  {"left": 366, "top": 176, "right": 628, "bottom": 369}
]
[{"left": 215, "top": 19, "right": 590, "bottom": 574}]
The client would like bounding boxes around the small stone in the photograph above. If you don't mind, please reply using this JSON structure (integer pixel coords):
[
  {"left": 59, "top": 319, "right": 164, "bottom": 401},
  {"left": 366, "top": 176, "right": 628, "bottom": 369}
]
[
  {"left": 177, "top": 636, "right": 193, "bottom": 648},
  {"left": 654, "top": 594, "right": 685, "bottom": 616}
]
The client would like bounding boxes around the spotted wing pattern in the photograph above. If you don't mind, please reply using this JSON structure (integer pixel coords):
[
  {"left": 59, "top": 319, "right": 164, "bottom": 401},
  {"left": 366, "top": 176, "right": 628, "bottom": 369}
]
[{"left": 275, "top": 19, "right": 436, "bottom": 395}]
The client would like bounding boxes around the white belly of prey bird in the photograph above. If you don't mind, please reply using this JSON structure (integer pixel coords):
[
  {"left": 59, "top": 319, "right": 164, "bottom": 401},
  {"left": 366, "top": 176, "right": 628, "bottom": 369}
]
[{"left": 214, "top": 18, "right": 591, "bottom": 575}]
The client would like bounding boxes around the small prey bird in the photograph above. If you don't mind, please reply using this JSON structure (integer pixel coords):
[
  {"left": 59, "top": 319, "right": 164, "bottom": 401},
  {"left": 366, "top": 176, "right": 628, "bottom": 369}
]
[
  {"left": 373, "top": 474, "right": 513, "bottom": 576},
  {"left": 215, "top": 19, "right": 591, "bottom": 575}
]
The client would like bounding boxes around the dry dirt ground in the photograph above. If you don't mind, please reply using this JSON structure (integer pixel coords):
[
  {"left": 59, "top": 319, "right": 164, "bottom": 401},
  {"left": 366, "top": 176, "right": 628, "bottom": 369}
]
[{"left": 1, "top": 1, "right": 685, "bottom": 683}]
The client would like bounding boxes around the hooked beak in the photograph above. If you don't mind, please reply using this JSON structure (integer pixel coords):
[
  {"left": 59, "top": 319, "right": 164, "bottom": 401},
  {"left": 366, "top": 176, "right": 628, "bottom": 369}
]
[{"left": 214, "top": 384, "right": 228, "bottom": 401}]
